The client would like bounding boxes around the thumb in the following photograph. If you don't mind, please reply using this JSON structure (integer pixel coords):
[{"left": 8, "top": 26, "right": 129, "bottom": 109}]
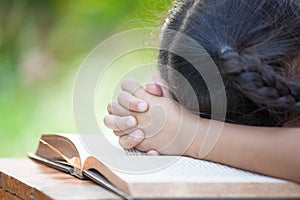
[
  {"left": 153, "top": 72, "right": 173, "bottom": 98},
  {"left": 145, "top": 82, "right": 163, "bottom": 97}
]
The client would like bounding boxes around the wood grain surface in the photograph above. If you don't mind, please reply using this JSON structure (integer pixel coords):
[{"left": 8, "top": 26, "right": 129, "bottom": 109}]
[{"left": 0, "top": 158, "right": 121, "bottom": 200}]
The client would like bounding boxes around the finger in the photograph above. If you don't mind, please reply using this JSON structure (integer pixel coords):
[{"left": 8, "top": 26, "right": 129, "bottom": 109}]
[
  {"left": 146, "top": 149, "right": 160, "bottom": 156},
  {"left": 134, "top": 143, "right": 148, "bottom": 152},
  {"left": 103, "top": 115, "right": 137, "bottom": 131},
  {"left": 107, "top": 100, "right": 129, "bottom": 116},
  {"left": 118, "top": 91, "right": 148, "bottom": 112},
  {"left": 113, "top": 127, "right": 138, "bottom": 137},
  {"left": 113, "top": 130, "right": 128, "bottom": 137},
  {"left": 121, "top": 78, "right": 148, "bottom": 98},
  {"left": 145, "top": 82, "right": 163, "bottom": 97},
  {"left": 118, "top": 130, "right": 144, "bottom": 149},
  {"left": 153, "top": 72, "right": 173, "bottom": 98}
]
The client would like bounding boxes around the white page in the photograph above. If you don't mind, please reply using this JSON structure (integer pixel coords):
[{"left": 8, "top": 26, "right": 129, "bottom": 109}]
[
  {"left": 114, "top": 156, "right": 283, "bottom": 183},
  {"left": 61, "top": 133, "right": 284, "bottom": 183}
]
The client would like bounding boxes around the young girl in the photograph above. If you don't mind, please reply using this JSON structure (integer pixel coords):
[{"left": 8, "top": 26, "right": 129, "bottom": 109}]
[{"left": 104, "top": 0, "right": 300, "bottom": 183}]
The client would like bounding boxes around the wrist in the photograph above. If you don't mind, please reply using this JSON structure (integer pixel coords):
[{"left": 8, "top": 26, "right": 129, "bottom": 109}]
[{"left": 184, "top": 116, "right": 210, "bottom": 159}]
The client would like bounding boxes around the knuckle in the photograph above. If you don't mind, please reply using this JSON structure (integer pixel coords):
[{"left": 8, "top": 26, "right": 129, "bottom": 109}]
[
  {"left": 113, "top": 130, "right": 122, "bottom": 137},
  {"left": 117, "top": 91, "right": 127, "bottom": 104},
  {"left": 117, "top": 117, "right": 134, "bottom": 131},
  {"left": 115, "top": 119, "right": 125, "bottom": 130},
  {"left": 117, "top": 93, "right": 123, "bottom": 103},
  {"left": 107, "top": 102, "right": 112, "bottom": 113},
  {"left": 120, "top": 78, "right": 129, "bottom": 90},
  {"left": 103, "top": 115, "right": 111, "bottom": 127},
  {"left": 119, "top": 137, "right": 128, "bottom": 148},
  {"left": 112, "top": 116, "right": 120, "bottom": 125},
  {"left": 119, "top": 136, "right": 136, "bottom": 149},
  {"left": 128, "top": 96, "right": 137, "bottom": 107}
]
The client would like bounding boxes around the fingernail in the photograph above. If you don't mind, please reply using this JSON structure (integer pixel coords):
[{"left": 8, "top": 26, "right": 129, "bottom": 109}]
[
  {"left": 126, "top": 117, "right": 136, "bottom": 127},
  {"left": 130, "top": 130, "right": 144, "bottom": 142},
  {"left": 147, "top": 150, "right": 159, "bottom": 156},
  {"left": 138, "top": 102, "right": 147, "bottom": 111}
]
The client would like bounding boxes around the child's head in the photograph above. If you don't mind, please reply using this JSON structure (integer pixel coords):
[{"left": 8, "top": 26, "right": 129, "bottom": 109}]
[{"left": 158, "top": 0, "right": 300, "bottom": 126}]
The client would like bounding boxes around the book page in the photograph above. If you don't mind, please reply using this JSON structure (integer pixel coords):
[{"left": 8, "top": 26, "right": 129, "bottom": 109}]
[
  {"left": 114, "top": 156, "right": 283, "bottom": 183},
  {"left": 58, "top": 133, "right": 92, "bottom": 162},
  {"left": 61, "top": 134, "right": 283, "bottom": 183},
  {"left": 59, "top": 133, "right": 146, "bottom": 161}
]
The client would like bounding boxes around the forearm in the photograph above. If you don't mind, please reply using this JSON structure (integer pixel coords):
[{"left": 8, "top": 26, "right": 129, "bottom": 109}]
[
  {"left": 106, "top": 78, "right": 300, "bottom": 183},
  {"left": 188, "top": 118, "right": 300, "bottom": 183}
]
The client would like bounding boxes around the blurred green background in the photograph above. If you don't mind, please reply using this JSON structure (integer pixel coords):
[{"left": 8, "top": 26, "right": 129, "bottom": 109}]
[{"left": 0, "top": 0, "right": 171, "bottom": 157}]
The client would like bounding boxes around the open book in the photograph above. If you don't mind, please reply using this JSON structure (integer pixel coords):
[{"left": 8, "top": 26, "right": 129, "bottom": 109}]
[{"left": 29, "top": 133, "right": 300, "bottom": 199}]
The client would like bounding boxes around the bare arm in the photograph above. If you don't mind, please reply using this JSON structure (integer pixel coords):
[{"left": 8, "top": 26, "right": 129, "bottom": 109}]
[
  {"left": 104, "top": 78, "right": 300, "bottom": 183},
  {"left": 188, "top": 118, "right": 300, "bottom": 183}
]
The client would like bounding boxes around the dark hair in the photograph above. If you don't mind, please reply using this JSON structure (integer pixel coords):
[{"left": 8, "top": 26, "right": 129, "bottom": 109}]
[{"left": 158, "top": 0, "right": 300, "bottom": 126}]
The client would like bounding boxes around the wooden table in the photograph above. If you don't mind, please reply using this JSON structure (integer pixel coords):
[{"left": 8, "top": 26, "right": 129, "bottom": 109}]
[
  {"left": 0, "top": 158, "right": 121, "bottom": 200},
  {"left": 1, "top": 158, "right": 300, "bottom": 200}
]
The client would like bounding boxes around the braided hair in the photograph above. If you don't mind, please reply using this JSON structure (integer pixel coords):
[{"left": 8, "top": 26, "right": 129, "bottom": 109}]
[{"left": 158, "top": 0, "right": 300, "bottom": 126}]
